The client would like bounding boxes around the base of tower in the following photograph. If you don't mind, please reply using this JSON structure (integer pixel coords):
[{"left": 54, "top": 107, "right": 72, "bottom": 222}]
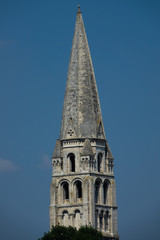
[
  {"left": 102, "top": 233, "right": 119, "bottom": 240},
  {"left": 103, "top": 237, "right": 119, "bottom": 240}
]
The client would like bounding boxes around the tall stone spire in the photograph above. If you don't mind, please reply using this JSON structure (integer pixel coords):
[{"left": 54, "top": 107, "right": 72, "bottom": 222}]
[
  {"left": 50, "top": 7, "right": 119, "bottom": 240},
  {"left": 60, "top": 6, "right": 105, "bottom": 140}
]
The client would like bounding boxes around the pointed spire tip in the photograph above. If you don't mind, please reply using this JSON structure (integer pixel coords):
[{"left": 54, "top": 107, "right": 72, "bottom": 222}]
[{"left": 77, "top": 4, "right": 81, "bottom": 13}]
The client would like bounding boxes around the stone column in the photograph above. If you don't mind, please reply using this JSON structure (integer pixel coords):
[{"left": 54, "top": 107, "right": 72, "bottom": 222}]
[
  {"left": 100, "top": 182, "right": 103, "bottom": 204},
  {"left": 102, "top": 213, "right": 105, "bottom": 231},
  {"left": 97, "top": 212, "right": 100, "bottom": 230},
  {"left": 89, "top": 177, "right": 95, "bottom": 227},
  {"left": 70, "top": 181, "right": 74, "bottom": 204},
  {"left": 109, "top": 211, "right": 112, "bottom": 233},
  {"left": 102, "top": 152, "right": 105, "bottom": 172},
  {"left": 83, "top": 177, "right": 89, "bottom": 225},
  {"left": 70, "top": 213, "right": 74, "bottom": 227}
]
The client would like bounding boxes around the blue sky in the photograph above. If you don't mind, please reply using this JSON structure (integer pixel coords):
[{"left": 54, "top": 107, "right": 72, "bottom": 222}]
[{"left": 0, "top": 0, "right": 160, "bottom": 239}]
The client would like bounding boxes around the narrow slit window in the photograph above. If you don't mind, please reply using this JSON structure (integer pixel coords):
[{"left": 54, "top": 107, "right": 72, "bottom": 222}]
[
  {"left": 63, "top": 183, "right": 69, "bottom": 199},
  {"left": 70, "top": 154, "right": 75, "bottom": 172},
  {"left": 103, "top": 180, "right": 109, "bottom": 204},
  {"left": 97, "top": 153, "right": 102, "bottom": 172},
  {"left": 76, "top": 181, "right": 82, "bottom": 198},
  {"left": 95, "top": 179, "right": 101, "bottom": 203}
]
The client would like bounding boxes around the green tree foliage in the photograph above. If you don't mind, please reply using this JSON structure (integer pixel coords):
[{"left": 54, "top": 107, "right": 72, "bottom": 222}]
[
  {"left": 75, "top": 226, "right": 103, "bottom": 240},
  {"left": 38, "top": 225, "right": 103, "bottom": 240}
]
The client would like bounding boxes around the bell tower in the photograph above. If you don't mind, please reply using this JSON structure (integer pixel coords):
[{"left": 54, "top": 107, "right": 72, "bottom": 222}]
[{"left": 49, "top": 6, "right": 119, "bottom": 240}]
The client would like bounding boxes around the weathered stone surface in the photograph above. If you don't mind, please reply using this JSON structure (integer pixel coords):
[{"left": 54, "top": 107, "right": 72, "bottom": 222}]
[
  {"left": 81, "top": 139, "right": 94, "bottom": 156},
  {"left": 52, "top": 139, "right": 61, "bottom": 158},
  {"left": 60, "top": 6, "right": 105, "bottom": 140},
  {"left": 50, "top": 6, "right": 119, "bottom": 240}
]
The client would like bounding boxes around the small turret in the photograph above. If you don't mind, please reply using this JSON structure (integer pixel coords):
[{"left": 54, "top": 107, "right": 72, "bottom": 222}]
[
  {"left": 52, "top": 140, "right": 62, "bottom": 174},
  {"left": 80, "top": 139, "right": 95, "bottom": 172}
]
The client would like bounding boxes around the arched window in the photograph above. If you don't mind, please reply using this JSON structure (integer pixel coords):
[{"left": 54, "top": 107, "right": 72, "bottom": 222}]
[
  {"left": 62, "top": 182, "right": 69, "bottom": 200},
  {"left": 62, "top": 210, "right": 69, "bottom": 226},
  {"left": 99, "top": 211, "right": 103, "bottom": 230},
  {"left": 68, "top": 153, "right": 75, "bottom": 172},
  {"left": 75, "top": 181, "right": 82, "bottom": 198},
  {"left": 95, "top": 179, "right": 101, "bottom": 203},
  {"left": 105, "top": 211, "right": 109, "bottom": 231},
  {"left": 74, "top": 210, "right": 81, "bottom": 229},
  {"left": 95, "top": 210, "right": 98, "bottom": 229},
  {"left": 103, "top": 180, "right": 109, "bottom": 204},
  {"left": 97, "top": 153, "right": 102, "bottom": 172}
]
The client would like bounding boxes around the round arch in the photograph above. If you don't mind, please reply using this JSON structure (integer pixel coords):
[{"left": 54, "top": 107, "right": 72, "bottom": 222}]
[
  {"left": 72, "top": 177, "right": 83, "bottom": 185},
  {"left": 95, "top": 178, "right": 102, "bottom": 204},
  {"left": 97, "top": 153, "right": 103, "bottom": 172},
  {"left": 103, "top": 179, "right": 110, "bottom": 205},
  {"left": 61, "top": 181, "right": 70, "bottom": 201},
  {"left": 58, "top": 179, "right": 70, "bottom": 187},
  {"left": 94, "top": 177, "right": 102, "bottom": 184},
  {"left": 74, "top": 209, "right": 81, "bottom": 229},
  {"left": 67, "top": 153, "right": 76, "bottom": 172}
]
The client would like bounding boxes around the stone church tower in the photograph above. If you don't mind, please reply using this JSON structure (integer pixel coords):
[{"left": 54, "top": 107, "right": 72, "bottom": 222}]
[{"left": 50, "top": 6, "right": 119, "bottom": 240}]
